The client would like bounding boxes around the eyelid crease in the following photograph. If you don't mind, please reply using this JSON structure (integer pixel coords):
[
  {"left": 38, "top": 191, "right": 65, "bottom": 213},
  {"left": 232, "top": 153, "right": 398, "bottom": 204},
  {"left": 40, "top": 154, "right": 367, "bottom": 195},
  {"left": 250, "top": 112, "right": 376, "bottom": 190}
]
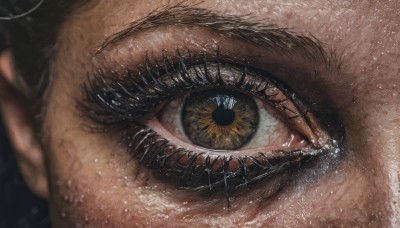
[
  {"left": 81, "top": 51, "right": 279, "bottom": 125},
  {"left": 97, "top": 2, "right": 341, "bottom": 73},
  {"left": 78, "top": 48, "right": 341, "bottom": 205},
  {"left": 83, "top": 50, "right": 332, "bottom": 149}
]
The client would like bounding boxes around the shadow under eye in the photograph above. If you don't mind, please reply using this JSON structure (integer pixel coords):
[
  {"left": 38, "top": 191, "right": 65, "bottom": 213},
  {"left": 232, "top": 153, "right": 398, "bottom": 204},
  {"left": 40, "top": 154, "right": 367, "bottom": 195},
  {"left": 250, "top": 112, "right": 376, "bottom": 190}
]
[
  {"left": 79, "top": 48, "right": 341, "bottom": 207},
  {"left": 122, "top": 124, "right": 318, "bottom": 207}
]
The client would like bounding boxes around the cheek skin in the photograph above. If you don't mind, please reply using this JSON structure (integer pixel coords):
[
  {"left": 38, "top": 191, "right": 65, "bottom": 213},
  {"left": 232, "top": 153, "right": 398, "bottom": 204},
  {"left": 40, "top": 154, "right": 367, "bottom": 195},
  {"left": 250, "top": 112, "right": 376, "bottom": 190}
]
[
  {"left": 44, "top": 69, "right": 390, "bottom": 228},
  {"left": 42, "top": 0, "right": 400, "bottom": 227},
  {"left": 43, "top": 95, "right": 386, "bottom": 227}
]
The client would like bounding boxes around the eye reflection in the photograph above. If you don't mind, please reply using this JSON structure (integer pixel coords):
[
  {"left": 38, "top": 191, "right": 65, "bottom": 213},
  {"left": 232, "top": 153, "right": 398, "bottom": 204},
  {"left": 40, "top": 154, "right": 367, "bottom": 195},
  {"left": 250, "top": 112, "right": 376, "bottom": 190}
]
[
  {"left": 159, "top": 89, "right": 309, "bottom": 151},
  {"left": 182, "top": 90, "right": 259, "bottom": 150},
  {"left": 81, "top": 49, "right": 336, "bottom": 201}
]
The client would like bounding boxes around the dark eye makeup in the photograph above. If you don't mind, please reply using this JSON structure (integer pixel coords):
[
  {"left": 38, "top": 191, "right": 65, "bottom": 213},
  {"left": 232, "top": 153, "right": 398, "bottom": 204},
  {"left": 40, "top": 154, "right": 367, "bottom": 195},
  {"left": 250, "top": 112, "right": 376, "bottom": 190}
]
[{"left": 79, "top": 48, "right": 342, "bottom": 206}]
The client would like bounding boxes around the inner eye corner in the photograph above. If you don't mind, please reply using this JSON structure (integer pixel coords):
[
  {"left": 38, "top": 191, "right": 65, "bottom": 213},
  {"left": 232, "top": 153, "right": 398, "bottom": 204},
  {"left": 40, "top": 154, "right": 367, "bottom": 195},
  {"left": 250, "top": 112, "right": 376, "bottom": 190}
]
[
  {"left": 85, "top": 55, "right": 344, "bottom": 199},
  {"left": 153, "top": 60, "right": 324, "bottom": 151},
  {"left": 156, "top": 85, "right": 323, "bottom": 154}
]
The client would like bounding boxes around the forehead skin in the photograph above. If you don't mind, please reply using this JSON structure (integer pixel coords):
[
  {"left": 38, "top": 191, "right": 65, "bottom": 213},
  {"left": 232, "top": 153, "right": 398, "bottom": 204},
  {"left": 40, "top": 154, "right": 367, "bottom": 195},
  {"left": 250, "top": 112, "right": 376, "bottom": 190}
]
[{"left": 44, "top": 0, "right": 400, "bottom": 227}]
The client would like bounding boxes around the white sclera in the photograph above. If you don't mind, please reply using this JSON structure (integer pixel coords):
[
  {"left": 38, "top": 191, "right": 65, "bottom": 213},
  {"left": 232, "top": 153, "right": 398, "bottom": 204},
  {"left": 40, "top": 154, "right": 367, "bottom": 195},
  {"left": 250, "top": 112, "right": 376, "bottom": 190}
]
[
  {"left": 243, "top": 98, "right": 291, "bottom": 149},
  {"left": 158, "top": 92, "right": 293, "bottom": 150}
]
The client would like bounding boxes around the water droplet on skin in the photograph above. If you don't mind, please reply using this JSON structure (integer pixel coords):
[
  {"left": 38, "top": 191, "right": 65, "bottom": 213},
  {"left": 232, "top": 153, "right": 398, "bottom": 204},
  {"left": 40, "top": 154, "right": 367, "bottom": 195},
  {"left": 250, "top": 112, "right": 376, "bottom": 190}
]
[
  {"left": 61, "top": 210, "right": 67, "bottom": 218},
  {"left": 94, "top": 158, "right": 99, "bottom": 163},
  {"left": 64, "top": 195, "right": 74, "bottom": 204},
  {"left": 67, "top": 180, "right": 72, "bottom": 188},
  {"left": 182, "top": 201, "right": 188, "bottom": 205},
  {"left": 96, "top": 171, "right": 102, "bottom": 176},
  {"left": 330, "top": 191, "right": 334, "bottom": 195},
  {"left": 377, "top": 84, "right": 383, "bottom": 89},
  {"left": 78, "top": 194, "right": 85, "bottom": 203},
  {"left": 124, "top": 208, "right": 129, "bottom": 213},
  {"left": 124, "top": 200, "right": 128, "bottom": 205},
  {"left": 84, "top": 214, "right": 89, "bottom": 222},
  {"left": 340, "top": 208, "right": 344, "bottom": 213}
]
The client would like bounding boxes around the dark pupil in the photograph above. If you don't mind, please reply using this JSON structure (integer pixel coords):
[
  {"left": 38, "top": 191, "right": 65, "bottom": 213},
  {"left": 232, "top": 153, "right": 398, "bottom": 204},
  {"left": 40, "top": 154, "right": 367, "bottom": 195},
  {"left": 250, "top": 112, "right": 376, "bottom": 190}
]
[
  {"left": 182, "top": 90, "right": 259, "bottom": 150},
  {"left": 212, "top": 105, "right": 235, "bottom": 126}
]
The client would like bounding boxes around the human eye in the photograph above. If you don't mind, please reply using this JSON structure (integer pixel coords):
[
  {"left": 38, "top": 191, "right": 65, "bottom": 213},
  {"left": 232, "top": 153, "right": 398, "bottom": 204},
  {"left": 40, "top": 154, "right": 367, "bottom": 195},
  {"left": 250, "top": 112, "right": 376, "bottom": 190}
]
[{"left": 79, "top": 47, "right": 340, "bottom": 205}]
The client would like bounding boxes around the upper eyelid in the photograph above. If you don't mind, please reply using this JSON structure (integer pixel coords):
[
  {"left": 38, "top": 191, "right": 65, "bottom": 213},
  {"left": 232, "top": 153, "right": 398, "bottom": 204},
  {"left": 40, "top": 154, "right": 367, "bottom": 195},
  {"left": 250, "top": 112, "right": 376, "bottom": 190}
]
[
  {"left": 79, "top": 58, "right": 338, "bottom": 200},
  {"left": 83, "top": 54, "right": 332, "bottom": 143},
  {"left": 96, "top": 3, "right": 340, "bottom": 72}
]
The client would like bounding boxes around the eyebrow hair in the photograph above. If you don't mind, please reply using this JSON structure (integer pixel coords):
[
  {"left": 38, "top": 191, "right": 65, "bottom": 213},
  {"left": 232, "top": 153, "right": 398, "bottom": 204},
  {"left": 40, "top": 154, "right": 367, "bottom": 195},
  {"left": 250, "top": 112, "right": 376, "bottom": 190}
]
[{"left": 99, "top": 3, "right": 340, "bottom": 71}]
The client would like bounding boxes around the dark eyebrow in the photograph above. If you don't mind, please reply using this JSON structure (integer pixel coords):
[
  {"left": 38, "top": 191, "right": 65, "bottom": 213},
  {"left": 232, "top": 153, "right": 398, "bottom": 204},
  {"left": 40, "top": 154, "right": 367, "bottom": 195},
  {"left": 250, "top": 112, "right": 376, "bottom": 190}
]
[{"left": 99, "top": 3, "right": 340, "bottom": 71}]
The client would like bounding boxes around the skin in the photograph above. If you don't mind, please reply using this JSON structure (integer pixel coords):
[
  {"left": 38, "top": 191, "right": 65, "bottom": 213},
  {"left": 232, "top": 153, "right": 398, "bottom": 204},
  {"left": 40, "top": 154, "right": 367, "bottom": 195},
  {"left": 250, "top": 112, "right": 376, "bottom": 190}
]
[{"left": 1, "top": 0, "right": 400, "bottom": 227}]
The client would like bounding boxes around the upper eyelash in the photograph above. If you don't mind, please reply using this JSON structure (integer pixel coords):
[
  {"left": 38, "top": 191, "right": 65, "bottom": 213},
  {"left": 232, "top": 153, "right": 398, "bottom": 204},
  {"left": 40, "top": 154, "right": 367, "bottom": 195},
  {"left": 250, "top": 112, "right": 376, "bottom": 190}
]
[
  {"left": 81, "top": 49, "right": 305, "bottom": 129},
  {"left": 79, "top": 48, "right": 339, "bottom": 206}
]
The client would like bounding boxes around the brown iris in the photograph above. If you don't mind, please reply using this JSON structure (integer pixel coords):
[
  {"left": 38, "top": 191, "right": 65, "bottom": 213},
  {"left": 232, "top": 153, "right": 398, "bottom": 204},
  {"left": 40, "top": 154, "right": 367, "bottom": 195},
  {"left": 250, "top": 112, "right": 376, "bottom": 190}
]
[{"left": 182, "top": 90, "right": 259, "bottom": 150}]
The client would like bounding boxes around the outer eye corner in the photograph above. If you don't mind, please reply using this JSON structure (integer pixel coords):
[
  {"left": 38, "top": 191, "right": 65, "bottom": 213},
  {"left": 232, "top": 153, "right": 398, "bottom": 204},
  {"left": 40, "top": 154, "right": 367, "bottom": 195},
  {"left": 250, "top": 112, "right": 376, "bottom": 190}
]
[
  {"left": 82, "top": 49, "right": 342, "bottom": 201},
  {"left": 152, "top": 60, "right": 336, "bottom": 155}
]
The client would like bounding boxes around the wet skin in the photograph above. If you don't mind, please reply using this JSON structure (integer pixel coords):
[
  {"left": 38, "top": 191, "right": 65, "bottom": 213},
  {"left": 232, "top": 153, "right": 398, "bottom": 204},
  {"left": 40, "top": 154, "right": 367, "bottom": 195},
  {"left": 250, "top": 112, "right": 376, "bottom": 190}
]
[{"left": 3, "top": 0, "right": 400, "bottom": 227}]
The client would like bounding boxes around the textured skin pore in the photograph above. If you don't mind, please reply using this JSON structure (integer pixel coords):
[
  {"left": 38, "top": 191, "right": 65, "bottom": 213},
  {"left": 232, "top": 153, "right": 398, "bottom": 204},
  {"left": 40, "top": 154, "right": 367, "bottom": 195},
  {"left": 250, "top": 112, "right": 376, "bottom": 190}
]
[{"left": 1, "top": 0, "right": 400, "bottom": 227}]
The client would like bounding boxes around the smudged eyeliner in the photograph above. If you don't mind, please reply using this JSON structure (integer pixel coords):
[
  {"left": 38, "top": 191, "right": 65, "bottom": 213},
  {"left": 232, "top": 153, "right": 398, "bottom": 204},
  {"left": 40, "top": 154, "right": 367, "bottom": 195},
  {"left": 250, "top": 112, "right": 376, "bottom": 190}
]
[{"left": 79, "top": 48, "right": 340, "bottom": 205}]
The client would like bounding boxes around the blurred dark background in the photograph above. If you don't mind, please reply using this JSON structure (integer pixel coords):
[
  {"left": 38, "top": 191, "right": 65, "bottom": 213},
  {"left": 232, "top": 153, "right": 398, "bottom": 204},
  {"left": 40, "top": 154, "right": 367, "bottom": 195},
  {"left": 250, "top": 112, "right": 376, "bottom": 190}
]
[
  {"left": 0, "top": 119, "right": 50, "bottom": 227},
  {"left": 0, "top": 0, "right": 50, "bottom": 227},
  {"left": 0, "top": 0, "right": 43, "bottom": 18}
]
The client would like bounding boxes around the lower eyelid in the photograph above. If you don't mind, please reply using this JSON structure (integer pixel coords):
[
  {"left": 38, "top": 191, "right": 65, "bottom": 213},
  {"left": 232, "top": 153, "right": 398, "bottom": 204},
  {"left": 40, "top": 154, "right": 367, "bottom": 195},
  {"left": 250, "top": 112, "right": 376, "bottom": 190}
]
[
  {"left": 147, "top": 115, "right": 310, "bottom": 156},
  {"left": 80, "top": 48, "right": 342, "bottom": 202},
  {"left": 146, "top": 117, "right": 195, "bottom": 150},
  {"left": 123, "top": 123, "right": 318, "bottom": 191},
  {"left": 155, "top": 89, "right": 309, "bottom": 151}
]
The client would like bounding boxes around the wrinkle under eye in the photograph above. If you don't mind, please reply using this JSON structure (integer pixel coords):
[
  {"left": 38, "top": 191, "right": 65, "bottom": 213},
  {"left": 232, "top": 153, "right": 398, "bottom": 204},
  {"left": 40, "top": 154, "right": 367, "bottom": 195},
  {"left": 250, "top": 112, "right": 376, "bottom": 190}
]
[{"left": 79, "top": 48, "right": 340, "bottom": 202}]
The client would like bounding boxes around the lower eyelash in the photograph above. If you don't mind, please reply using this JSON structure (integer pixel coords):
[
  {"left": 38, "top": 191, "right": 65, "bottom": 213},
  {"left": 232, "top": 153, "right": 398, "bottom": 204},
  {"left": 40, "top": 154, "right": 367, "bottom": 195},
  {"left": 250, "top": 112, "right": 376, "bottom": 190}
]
[
  {"left": 79, "top": 48, "right": 341, "bottom": 206},
  {"left": 124, "top": 123, "right": 319, "bottom": 205}
]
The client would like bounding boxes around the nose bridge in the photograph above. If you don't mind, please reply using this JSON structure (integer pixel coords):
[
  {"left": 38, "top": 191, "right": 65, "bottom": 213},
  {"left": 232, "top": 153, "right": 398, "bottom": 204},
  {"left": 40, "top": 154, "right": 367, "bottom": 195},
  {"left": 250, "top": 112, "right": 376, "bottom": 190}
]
[
  {"left": 387, "top": 159, "right": 400, "bottom": 226},
  {"left": 382, "top": 119, "right": 400, "bottom": 226},
  {"left": 362, "top": 115, "right": 400, "bottom": 226}
]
